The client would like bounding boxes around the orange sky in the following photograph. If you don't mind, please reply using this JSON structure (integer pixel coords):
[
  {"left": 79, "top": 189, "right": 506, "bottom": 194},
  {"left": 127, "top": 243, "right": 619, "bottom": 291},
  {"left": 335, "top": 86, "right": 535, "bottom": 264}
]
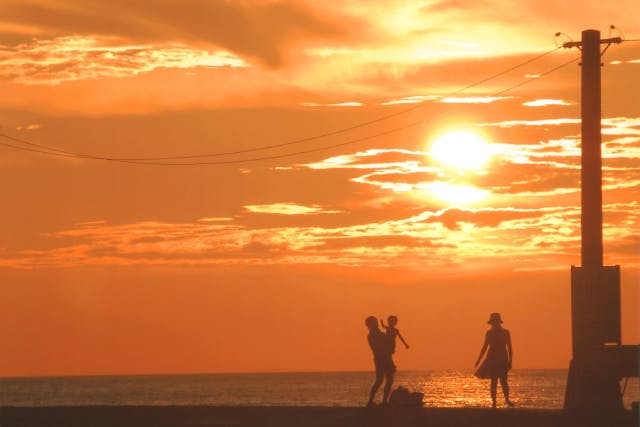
[{"left": 0, "top": 0, "right": 638, "bottom": 377}]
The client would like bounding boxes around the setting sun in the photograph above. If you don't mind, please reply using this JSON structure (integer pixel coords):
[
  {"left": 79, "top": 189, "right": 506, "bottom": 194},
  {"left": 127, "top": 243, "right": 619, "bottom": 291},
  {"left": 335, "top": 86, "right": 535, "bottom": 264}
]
[{"left": 430, "top": 131, "right": 493, "bottom": 170}]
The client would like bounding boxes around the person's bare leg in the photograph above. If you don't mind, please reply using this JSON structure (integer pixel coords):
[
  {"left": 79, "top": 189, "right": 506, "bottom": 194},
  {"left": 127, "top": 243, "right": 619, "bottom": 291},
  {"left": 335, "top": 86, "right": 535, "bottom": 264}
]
[
  {"left": 368, "top": 371, "right": 383, "bottom": 406},
  {"left": 500, "top": 375, "right": 514, "bottom": 406},
  {"left": 382, "top": 372, "right": 394, "bottom": 404},
  {"left": 490, "top": 378, "right": 498, "bottom": 408}
]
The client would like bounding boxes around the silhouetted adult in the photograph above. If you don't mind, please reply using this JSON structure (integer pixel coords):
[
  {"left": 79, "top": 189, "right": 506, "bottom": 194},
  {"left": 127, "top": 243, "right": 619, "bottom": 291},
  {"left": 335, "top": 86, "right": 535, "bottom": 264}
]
[
  {"left": 365, "top": 316, "right": 395, "bottom": 407},
  {"left": 474, "top": 312, "right": 514, "bottom": 408}
]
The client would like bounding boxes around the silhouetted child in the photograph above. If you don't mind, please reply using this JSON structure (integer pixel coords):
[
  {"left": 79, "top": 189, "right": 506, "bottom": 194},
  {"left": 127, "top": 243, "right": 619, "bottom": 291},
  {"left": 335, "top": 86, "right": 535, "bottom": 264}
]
[{"left": 380, "top": 315, "right": 409, "bottom": 353}]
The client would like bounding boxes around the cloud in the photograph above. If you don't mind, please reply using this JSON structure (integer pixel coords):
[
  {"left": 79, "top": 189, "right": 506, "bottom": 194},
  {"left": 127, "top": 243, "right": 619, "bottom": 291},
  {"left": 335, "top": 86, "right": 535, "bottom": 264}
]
[
  {"left": 75, "top": 220, "right": 107, "bottom": 227},
  {"left": 241, "top": 238, "right": 289, "bottom": 256},
  {"left": 1, "top": 196, "right": 638, "bottom": 270},
  {"left": 198, "top": 217, "right": 234, "bottom": 222},
  {"left": 380, "top": 95, "right": 438, "bottom": 106},
  {"left": 299, "top": 101, "right": 363, "bottom": 107},
  {"left": 481, "top": 118, "right": 580, "bottom": 128},
  {"left": 316, "top": 235, "right": 433, "bottom": 250},
  {"left": 0, "top": 35, "right": 246, "bottom": 85},
  {"left": 523, "top": 99, "right": 572, "bottom": 107},
  {"left": 611, "top": 59, "right": 640, "bottom": 65},
  {"left": 244, "top": 203, "right": 342, "bottom": 215},
  {"left": 601, "top": 117, "right": 640, "bottom": 136},
  {"left": 305, "top": 149, "right": 431, "bottom": 170},
  {"left": 429, "top": 206, "right": 563, "bottom": 229},
  {"left": 482, "top": 118, "right": 640, "bottom": 135},
  {"left": 422, "top": 0, "right": 494, "bottom": 12},
  {"left": 296, "top": 124, "right": 639, "bottom": 213},
  {"left": 15, "top": 123, "right": 41, "bottom": 130},
  {"left": 440, "top": 96, "right": 512, "bottom": 104},
  {"left": 0, "top": 0, "right": 355, "bottom": 67},
  {"left": 130, "top": 236, "right": 166, "bottom": 245}
]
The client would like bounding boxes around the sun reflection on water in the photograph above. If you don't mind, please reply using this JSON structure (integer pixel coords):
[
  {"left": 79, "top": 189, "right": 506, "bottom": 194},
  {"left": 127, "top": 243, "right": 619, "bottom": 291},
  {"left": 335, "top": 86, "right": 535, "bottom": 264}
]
[{"left": 394, "top": 370, "right": 625, "bottom": 409}]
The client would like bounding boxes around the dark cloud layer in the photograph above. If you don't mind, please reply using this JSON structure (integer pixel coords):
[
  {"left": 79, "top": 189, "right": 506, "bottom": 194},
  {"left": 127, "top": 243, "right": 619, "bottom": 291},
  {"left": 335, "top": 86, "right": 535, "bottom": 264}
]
[{"left": 0, "top": 0, "right": 353, "bottom": 66}]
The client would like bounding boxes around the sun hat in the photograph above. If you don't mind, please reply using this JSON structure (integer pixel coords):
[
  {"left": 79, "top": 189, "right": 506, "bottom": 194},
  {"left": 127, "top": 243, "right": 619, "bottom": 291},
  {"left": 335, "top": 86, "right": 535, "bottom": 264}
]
[{"left": 488, "top": 312, "right": 503, "bottom": 324}]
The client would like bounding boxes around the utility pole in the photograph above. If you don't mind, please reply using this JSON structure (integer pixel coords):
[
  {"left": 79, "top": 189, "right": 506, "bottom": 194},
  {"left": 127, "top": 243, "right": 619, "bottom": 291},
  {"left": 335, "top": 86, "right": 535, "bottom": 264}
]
[{"left": 562, "top": 29, "right": 638, "bottom": 413}]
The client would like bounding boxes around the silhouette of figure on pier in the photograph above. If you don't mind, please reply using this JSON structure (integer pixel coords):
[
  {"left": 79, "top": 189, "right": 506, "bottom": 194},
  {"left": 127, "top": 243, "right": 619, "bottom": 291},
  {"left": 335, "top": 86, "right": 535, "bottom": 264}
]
[
  {"left": 381, "top": 315, "right": 409, "bottom": 353},
  {"left": 475, "top": 313, "right": 514, "bottom": 408},
  {"left": 365, "top": 316, "right": 395, "bottom": 407}
]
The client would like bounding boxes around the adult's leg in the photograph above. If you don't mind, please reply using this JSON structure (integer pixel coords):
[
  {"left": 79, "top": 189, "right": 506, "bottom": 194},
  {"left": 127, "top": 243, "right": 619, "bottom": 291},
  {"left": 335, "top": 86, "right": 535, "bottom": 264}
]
[
  {"left": 490, "top": 377, "right": 498, "bottom": 408},
  {"left": 382, "top": 371, "right": 395, "bottom": 404},
  {"left": 499, "top": 374, "right": 514, "bottom": 406},
  {"left": 368, "top": 369, "right": 383, "bottom": 405}
]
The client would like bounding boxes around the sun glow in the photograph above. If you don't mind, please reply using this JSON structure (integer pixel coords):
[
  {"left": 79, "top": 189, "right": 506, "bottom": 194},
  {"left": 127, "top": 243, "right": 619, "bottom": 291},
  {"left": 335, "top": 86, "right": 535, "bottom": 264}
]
[
  {"left": 430, "top": 131, "right": 492, "bottom": 170},
  {"left": 428, "top": 182, "right": 489, "bottom": 204}
]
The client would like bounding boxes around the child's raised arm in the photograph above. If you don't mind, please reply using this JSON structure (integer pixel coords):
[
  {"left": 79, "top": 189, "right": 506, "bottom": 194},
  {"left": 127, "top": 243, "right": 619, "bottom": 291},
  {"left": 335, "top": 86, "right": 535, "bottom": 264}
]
[{"left": 397, "top": 330, "right": 409, "bottom": 349}]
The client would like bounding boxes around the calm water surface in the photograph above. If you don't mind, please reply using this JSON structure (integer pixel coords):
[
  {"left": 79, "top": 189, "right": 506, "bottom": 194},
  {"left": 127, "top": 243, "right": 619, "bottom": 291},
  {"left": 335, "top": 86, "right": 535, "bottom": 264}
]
[{"left": 1, "top": 370, "right": 638, "bottom": 409}]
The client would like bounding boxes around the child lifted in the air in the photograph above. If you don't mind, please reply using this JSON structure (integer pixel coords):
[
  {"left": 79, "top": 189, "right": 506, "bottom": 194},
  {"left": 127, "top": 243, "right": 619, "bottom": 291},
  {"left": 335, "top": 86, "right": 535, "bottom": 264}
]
[{"left": 381, "top": 315, "right": 409, "bottom": 353}]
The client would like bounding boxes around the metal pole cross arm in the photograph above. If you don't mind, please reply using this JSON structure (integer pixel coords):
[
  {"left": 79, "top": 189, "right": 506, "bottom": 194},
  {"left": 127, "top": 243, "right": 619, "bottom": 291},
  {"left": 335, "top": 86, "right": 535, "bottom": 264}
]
[{"left": 563, "top": 36, "right": 622, "bottom": 49}]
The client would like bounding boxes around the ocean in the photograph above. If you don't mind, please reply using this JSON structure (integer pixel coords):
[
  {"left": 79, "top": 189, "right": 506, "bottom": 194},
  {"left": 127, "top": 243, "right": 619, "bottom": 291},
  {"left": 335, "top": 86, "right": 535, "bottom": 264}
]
[{"left": 0, "top": 370, "right": 638, "bottom": 409}]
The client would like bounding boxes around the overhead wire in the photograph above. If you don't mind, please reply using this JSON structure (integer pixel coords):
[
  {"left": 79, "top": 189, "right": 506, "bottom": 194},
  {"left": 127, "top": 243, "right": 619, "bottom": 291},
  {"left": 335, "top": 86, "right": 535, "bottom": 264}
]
[
  {"left": 491, "top": 55, "right": 580, "bottom": 96},
  {"left": 0, "top": 47, "right": 588, "bottom": 166},
  {"left": 0, "top": 140, "right": 86, "bottom": 160},
  {"left": 0, "top": 132, "right": 144, "bottom": 164},
  {"left": 126, "top": 54, "right": 584, "bottom": 166},
  {"left": 104, "top": 121, "right": 426, "bottom": 166},
  {"left": 152, "top": 57, "right": 580, "bottom": 166},
  {"left": 16, "top": 46, "right": 565, "bottom": 162},
  {"left": 0, "top": 46, "right": 562, "bottom": 160}
]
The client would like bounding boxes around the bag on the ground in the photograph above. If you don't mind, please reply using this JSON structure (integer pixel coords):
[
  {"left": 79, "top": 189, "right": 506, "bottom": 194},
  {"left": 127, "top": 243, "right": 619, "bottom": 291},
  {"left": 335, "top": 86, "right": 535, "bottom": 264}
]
[{"left": 388, "top": 386, "right": 424, "bottom": 407}]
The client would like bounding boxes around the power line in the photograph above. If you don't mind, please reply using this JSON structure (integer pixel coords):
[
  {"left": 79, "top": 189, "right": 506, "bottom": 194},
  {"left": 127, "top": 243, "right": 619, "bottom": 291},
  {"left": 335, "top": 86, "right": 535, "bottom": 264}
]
[
  {"left": 0, "top": 133, "right": 133, "bottom": 163},
  {"left": 0, "top": 49, "right": 583, "bottom": 166},
  {"left": 108, "top": 121, "right": 426, "bottom": 166},
  {"left": 0, "top": 133, "right": 159, "bottom": 165},
  {"left": 0, "top": 140, "right": 85, "bottom": 160},
  {"left": 1, "top": 46, "right": 563, "bottom": 162},
  {"left": 492, "top": 55, "right": 580, "bottom": 96},
  {"left": 161, "top": 53, "right": 581, "bottom": 166},
  {"left": 91, "top": 46, "right": 566, "bottom": 161}
]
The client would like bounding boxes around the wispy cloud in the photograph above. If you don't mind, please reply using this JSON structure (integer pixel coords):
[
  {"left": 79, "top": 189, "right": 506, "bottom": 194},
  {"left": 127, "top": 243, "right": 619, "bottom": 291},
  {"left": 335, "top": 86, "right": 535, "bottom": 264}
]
[
  {"left": 15, "top": 123, "right": 41, "bottom": 130},
  {"left": 299, "top": 101, "right": 363, "bottom": 107},
  {"left": 440, "top": 96, "right": 512, "bottom": 104},
  {"left": 376, "top": 95, "right": 513, "bottom": 106},
  {"left": 611, "top": 59, "right": 640, "bottom": 65},
  {"left": 2, "top": 201, "right": 636, "bottom": 270},
  {"left": 244, "top": 203, "right": 342, "bottom": 215},
  {"left": 380, "top": 95, "right": 438, "bottom": 105},
  {"left": 481, "top": 118, "right": 581, "bottom": 127},
  {"left": 601, "top": 117, "right": 640, "bottom": 136},
  {"left": 0, "top": 0, "right": 356, "bottom": 67},
  {"left": 305, "top": 149, "right": 432, "bottom": 170},
  {"left": 523, "top": 99, "right": 572, "bottom": 107},
  {"left": 0, "top": 36, "right": 246, "bottom": 85}
]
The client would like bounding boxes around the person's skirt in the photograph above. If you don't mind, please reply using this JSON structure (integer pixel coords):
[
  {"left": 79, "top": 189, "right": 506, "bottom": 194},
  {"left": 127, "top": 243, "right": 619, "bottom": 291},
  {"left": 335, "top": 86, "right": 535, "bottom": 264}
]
[{"left": 474, "top": 357, "right": 508, "bottom": 379}]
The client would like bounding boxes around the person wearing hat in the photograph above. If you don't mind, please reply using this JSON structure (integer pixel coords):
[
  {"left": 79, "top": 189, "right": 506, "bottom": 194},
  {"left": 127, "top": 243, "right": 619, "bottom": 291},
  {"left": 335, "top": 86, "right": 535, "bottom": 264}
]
[{"left": 474, "top": 312, "right": 514, "bottom": 408}]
